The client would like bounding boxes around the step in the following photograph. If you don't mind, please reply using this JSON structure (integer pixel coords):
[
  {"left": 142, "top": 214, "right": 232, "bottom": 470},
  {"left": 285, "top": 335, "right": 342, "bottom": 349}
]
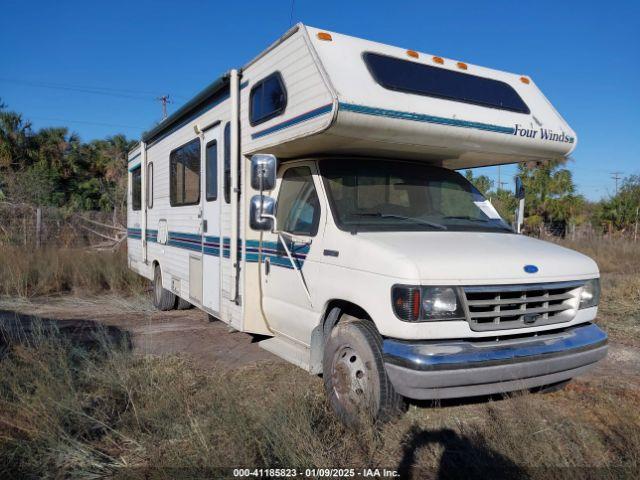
[{"left": 259, "top": 335, "right": 311, "bottom": 371}]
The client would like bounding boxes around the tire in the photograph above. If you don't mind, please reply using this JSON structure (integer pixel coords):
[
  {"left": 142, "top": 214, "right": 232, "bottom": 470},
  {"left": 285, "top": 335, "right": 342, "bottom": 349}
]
[
  {"left": 323, "top": 315, "right": 403, "bottom": 425},
  {"left": 152, "top": 265, "right": 176, "bottom": 311},
  {"left": 176, "top": 297, "right": 192, "bottom": 310}
]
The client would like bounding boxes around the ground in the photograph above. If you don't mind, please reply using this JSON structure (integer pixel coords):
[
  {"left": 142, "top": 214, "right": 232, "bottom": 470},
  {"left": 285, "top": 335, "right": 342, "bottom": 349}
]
[
  {"left": 1, "top": 291, "right": 639, "bottom": 478},
  {"left": 1, "top": 293, "right": 638, "bottom": 389}
]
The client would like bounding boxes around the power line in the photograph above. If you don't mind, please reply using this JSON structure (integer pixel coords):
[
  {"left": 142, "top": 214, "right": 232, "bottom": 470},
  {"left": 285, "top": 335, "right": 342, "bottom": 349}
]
[
  {"left": 289, "top": 0, "right": 296, "bottom": 27},
  {"left": 610, "top": 171, "right": 623, "bottom": 195},
  {"left": 30, "top": 115, "right": 145, "bottom": 130},
  {"left": 0, "top": 77, "right": 187, "bottom": 102}
]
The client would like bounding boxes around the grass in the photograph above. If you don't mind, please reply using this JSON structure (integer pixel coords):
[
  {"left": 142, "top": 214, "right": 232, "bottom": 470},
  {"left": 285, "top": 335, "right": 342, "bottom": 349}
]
[
  {"left": 0, "top": 246, "right": 146, "bottom": 298},
  {"left": 0, "top": 320, "right": 639, "bottom": 479},
  {"left": 0, "top": 238, "right": 639, "bottom": 477}
]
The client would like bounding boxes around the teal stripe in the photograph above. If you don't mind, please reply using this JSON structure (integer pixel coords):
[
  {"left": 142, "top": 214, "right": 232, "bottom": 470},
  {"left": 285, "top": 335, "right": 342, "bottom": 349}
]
[
  {"left": 251, "top": 103, "right": 333, "bottom": 139},
  {"left": 339, "top": 102, "right": 515, "bottom": 135}
]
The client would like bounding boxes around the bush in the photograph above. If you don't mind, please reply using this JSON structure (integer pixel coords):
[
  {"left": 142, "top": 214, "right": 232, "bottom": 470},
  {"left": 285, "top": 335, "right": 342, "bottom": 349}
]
[{"left": 0, "top": 246, "right": 145, "bottom": 297}]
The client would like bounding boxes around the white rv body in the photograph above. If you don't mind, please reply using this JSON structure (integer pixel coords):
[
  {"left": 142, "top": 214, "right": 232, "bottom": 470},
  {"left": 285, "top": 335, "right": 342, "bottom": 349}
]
[{"left": 127, "top": 24, "right": 606, "bottom": 402}]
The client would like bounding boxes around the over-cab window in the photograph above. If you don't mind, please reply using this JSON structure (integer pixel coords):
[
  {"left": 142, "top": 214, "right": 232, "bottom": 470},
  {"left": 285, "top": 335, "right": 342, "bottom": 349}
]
[
  {"left": 276, "top": 166, "right": 320, "bottom": 236},
  {"left": 363, "top": 52, "right": 530, "bottom": 114},
  {"left": 249, "top": 72, "right": 287, "bottom": 126},
  {"left": 131, "top": 165, "right": 141, "bottom": 211},
  {"left": 170, "top": 138, "right": 201, "bottom": 206}
]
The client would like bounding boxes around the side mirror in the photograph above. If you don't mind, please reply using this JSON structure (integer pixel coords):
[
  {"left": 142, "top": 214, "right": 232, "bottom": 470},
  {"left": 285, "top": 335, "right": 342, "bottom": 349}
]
[
  {"left": 250, "top": 154, "right": 277, "bottom": 192},
  {"left": 515, "top": 176, "right": 525, "bottom": 200},
  {"left": 250, "top": 195, "right": 275, "bottom": 231}
]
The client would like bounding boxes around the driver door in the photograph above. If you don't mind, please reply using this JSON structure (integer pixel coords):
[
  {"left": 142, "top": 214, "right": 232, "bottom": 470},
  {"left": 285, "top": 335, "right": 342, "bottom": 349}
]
[{"left": 260, "top": 162, "right": 324, "bottom": 343}]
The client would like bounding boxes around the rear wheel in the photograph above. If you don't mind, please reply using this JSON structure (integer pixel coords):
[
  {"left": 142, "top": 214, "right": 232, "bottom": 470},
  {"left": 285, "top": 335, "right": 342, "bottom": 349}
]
[
  {"left": 153, "top": 265, "right": 176, "bottom": 311},
  {"left": 323, "top": 315, "right": 403, "bottom": 425},
  {"left": 176, "top": 297, "right": 193, "bottom": 310}
]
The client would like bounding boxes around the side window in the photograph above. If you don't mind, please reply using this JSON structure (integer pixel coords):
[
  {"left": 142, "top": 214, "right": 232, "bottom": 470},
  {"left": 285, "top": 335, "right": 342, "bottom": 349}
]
[
  {"left": 146, "top": 162, "right": 153, "bottom": 208},
  {"left": 206, "top": 140, "right": 217, "bottom": 201},
  {"left": 249, "top": 72, "right": 287, "bottom": 126},
  {"left": 170, "top": 138, "right": 201, "bottom": 206},
  {"left": 131, "top": 166, "right": 141, "bottom": 211},
  {"left": 276, "top": 166, "right": 320, "bottom": 236}
]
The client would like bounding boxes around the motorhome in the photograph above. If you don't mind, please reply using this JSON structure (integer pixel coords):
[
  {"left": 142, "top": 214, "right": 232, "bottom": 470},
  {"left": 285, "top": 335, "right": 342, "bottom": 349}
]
[{"left": 127, "top": 24, "right": 607, "bottom": 422}]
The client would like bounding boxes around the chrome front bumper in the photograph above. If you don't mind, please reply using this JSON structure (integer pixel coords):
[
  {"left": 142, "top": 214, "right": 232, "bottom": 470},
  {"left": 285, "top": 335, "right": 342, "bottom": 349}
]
[{"left": 382, "top": 323, "right": 608, "bottom": 400}]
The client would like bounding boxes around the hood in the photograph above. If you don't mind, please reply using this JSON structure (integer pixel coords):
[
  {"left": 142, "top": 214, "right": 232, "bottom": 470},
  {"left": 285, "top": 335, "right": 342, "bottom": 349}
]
[{"left": 335, "top": 231, "right": 599, "bottom": 284}]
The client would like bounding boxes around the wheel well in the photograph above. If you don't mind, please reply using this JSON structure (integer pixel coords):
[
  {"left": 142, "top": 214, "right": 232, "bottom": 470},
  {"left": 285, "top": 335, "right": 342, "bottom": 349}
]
[{"left": 322, "top": 299, "right": 371, "bottom": 336}]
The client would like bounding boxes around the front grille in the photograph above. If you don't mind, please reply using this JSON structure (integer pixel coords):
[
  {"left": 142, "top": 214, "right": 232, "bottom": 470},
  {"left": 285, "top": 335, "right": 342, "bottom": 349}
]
[{"left": 463, "top": 281, "right": 584, "bottom": 331}]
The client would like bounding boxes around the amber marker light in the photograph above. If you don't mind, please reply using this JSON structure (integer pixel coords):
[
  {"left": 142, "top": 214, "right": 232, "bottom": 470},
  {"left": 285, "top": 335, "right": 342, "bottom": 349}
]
[
  {"left": 433, "top": 56, "right": 444, "bottom": 64},
  {"left": 406, "top": 50, "right": 419, "bottom": 58},
  {"left": 457, "top": 62, "right": 468, "bottom": 70},
  {"left": 520, "top": 76, "right": 531, "bottom": 84},
  {"left": 317, "top": 32, "right": 333, "bottom": 41}
]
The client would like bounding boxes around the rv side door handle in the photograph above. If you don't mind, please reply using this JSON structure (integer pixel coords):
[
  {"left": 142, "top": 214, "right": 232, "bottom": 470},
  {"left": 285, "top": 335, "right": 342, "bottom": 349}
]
[
  {"left": 201, "top": 219, "right": 208, "bottom": 233},
  {"left": 264, "top": 258, "right": 270, "bottom": 275}
]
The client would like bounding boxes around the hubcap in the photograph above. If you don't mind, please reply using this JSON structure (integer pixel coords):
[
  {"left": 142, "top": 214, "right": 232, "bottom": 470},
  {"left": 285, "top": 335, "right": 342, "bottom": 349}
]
[{"left": 332, "top": 345, "right": 370, "bottom": 411}]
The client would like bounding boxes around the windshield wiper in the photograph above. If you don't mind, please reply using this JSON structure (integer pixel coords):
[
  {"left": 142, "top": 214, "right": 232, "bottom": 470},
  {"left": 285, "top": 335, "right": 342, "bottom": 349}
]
[
  {"left": 353, "top": 213, "right": 447, "bottom": 230},
  {"left": 443, "top": 215, "right": 489, "bottom": 223},
  {"left": 444, "top": 215, "right": 513, "bottom": 232}
]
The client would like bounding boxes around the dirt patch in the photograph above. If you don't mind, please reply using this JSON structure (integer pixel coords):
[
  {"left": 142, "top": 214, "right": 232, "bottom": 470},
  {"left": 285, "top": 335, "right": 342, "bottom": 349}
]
[{"left": 0, "top": 295, "right": 280, "bottom": 370}]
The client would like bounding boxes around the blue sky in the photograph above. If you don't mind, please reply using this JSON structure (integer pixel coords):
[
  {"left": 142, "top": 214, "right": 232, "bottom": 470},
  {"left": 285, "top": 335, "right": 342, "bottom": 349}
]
[{"left": 1, "top": 0, "right": 638, "bottom": 200}]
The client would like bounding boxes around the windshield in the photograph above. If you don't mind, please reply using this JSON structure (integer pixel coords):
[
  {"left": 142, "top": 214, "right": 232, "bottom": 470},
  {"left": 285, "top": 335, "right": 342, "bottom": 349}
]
[{"left": 320, "top": 159, "right": 512, "bottom": 233}]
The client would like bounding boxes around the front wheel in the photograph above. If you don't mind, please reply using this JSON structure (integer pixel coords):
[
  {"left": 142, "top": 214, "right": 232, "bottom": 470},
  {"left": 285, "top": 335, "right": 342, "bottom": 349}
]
[{"left": 323, "top": 315, "right": 403, "bottom": 425}]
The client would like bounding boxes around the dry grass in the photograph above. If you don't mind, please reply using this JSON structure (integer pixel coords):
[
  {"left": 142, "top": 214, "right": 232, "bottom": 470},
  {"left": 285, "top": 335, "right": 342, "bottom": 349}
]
[
  {"left": 0, "top": 238, "right": 639, "bottom": 477},
  {"left": 0, "top": 246, "right": 146, "bottom": 298},
  {"left": 1, "top": 320, "right": 639, "bottom": 479}
]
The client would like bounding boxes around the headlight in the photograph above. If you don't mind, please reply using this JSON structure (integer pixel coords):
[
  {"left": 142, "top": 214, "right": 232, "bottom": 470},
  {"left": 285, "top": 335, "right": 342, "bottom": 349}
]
[
  {"left": 579, "top": 278, "right": 600, "bottom": 309},
  {"left": 392, "top": 285, "right": 465, "bottom": 322}
]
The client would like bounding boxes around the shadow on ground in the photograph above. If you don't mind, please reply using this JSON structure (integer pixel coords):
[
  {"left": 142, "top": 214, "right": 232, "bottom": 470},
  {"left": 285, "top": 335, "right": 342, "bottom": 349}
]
[
  {"left": 398, "top": 425, "right": 527, "bottom": 479},
  {"left": 0, "top": 309, "right": 132, "bottom": 358}
]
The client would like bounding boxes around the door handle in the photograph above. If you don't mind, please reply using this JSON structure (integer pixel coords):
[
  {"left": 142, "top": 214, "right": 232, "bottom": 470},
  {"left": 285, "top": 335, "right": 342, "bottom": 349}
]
[
  {"left": 264, "top": 257, "right": 270, "bottom": 276},
  {"left": 201, "top": 219, "right": 208, "bottom": 233}
]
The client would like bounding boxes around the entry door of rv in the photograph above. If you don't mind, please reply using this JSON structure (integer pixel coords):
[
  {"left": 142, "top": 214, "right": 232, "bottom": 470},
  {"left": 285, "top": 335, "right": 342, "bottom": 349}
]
[{"left": 201, "top": 125, "right": 222, "bottom": 315}]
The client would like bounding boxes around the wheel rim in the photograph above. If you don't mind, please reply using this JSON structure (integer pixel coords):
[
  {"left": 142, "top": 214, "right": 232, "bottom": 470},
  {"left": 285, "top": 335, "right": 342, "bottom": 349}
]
[{"left": 331, "top": 345, "right": 371, "bottom": 412}]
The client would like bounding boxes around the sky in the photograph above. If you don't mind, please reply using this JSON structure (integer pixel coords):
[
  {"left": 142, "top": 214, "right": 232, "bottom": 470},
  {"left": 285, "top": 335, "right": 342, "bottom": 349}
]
[{"left": 1, "top": 0, "right": 638, "bottom": 201}]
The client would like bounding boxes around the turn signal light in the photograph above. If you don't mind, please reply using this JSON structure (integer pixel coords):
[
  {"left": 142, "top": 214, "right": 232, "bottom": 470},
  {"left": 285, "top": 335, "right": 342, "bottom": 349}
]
[
  {"left": 432, "top": 56, "right": 444, "bottom": 65},
  {"left": 317, "top": 32, "right": 333, "bottom": 41}
]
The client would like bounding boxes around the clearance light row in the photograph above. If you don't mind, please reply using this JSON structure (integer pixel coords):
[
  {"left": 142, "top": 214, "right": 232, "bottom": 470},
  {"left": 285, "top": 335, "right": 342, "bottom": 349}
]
[{"left": 316, "top": 31, "right": 531, "bottom": 85}]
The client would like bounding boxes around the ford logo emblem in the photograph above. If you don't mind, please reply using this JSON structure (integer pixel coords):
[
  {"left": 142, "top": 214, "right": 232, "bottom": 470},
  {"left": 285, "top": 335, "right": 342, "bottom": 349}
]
[{"left": 524, "top": 265, "right": 539, "bottom": 274}]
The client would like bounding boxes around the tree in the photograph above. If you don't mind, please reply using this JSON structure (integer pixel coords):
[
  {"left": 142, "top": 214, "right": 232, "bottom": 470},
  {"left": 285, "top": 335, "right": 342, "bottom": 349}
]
[
  {"left": 0, "top": 100, "right": 136, "bottom": 212},
  {"left": 464, "top": 169, "right": 494, "bottom": 196},
  {"left": 594, "top": 175, "right": 640, "bottom": 233},
  {"left": 517, "top": 160, "right": 584, "bottom": 234}
]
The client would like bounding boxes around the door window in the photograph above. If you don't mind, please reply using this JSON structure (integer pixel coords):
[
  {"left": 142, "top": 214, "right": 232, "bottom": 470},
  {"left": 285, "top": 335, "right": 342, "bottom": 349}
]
[
  {"left": 206, "top": 140, "right": 217, "bottom": 201},
  {"left": 276, "top": 166, "right": 320, "bottom": 236}
]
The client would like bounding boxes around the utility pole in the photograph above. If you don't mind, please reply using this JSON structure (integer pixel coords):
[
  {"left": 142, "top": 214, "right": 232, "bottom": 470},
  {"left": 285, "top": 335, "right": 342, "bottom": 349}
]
[
  {"left": 157, "top": 95, "right": 172, "bottom": 120},
  {"left": 497, "top": 165, "right": 501, "bottom": 192},
  {"left": 610, "top": 171, "right": 623, "bottom": 195}
]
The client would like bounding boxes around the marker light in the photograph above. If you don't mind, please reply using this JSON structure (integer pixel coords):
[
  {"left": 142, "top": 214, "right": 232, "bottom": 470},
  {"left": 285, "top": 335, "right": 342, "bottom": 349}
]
[
  {"left": 317, "top": 32, "right": 333, "bottom": 41},
  {"left": 406, "top": 50, "right": 419, "bottom": 58},
  {"left": 520, "top": 76, "right": 530, "bottom": 84},
  {"left": 432, "top": 56, "right": 444, "bottom": 65},
  {"left": 457, "top": 61, "right": 468, "bottom": 70}
]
